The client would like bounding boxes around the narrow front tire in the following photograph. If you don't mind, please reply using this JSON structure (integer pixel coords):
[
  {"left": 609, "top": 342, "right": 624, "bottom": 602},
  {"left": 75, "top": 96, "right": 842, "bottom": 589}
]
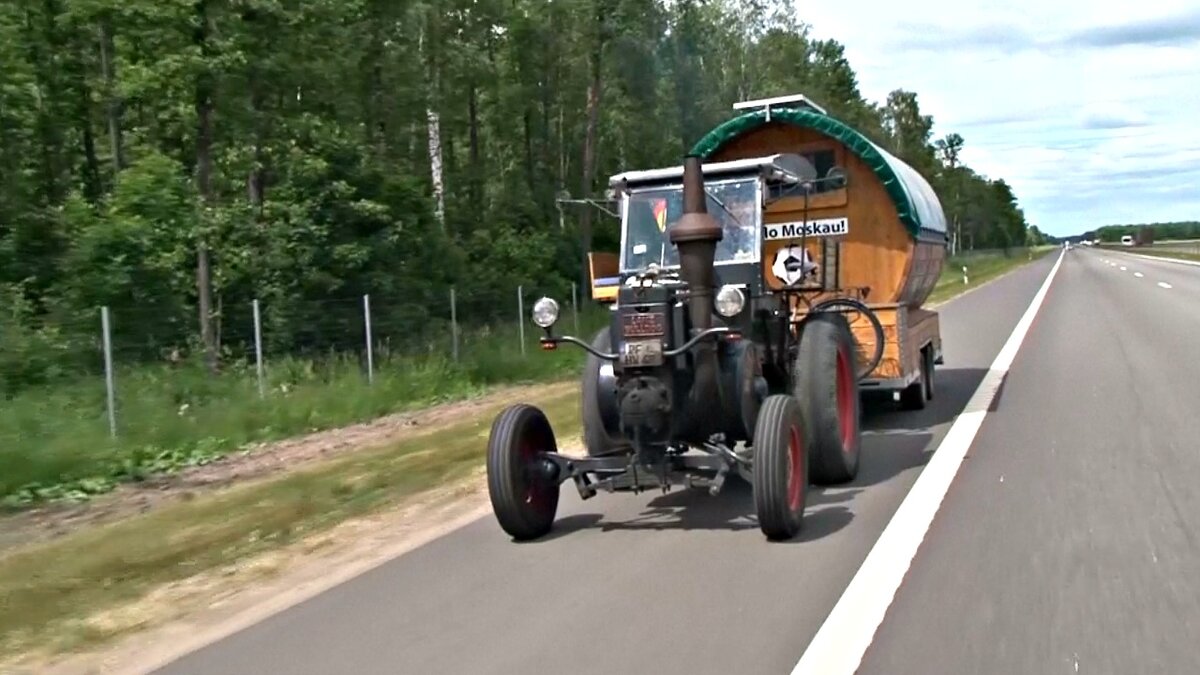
[
  {"left": 486, "top": 404, "right": 561, "bottom": 541},
  {"left": 753, "top": 395, "right": 810, "bottom": 541}
]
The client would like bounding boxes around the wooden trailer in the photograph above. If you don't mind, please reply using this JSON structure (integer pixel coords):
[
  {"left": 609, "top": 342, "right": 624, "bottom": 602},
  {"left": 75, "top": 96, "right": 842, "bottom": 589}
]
[{"left": 590, "top": 94, "right": 949, "bottom": 408}]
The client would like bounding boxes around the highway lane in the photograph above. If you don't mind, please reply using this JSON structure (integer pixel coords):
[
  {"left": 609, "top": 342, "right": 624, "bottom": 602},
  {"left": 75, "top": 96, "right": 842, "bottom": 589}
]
[
  {"left": 154, "top": 253, "right": 1061, "bottom": 675},
  {"left": 1100, "top": 247, "right": 1200, "bottom": 293},
  {"left": 859, "top": 246, "right": 1200, "bottom": 674}
]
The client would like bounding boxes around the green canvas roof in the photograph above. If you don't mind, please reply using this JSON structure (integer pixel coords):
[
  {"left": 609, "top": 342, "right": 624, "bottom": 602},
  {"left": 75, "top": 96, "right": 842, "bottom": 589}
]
[{"left": 690, "top": 108, "right": 948, "bottom": 240}]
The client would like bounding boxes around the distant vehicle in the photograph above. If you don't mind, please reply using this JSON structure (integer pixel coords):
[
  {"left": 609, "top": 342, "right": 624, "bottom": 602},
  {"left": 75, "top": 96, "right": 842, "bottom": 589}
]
[{"left": 1121, "top": 235, "right": 1134, "bottom": 246}]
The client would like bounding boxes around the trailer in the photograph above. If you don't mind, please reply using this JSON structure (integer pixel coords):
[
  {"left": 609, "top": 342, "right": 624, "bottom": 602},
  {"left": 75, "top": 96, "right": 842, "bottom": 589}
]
[
  {"left": 595, "top": 94, "right": 948, "bottom": 408},
  {"left": 485, "top": 94, "right": 950, "bottom": 542}
]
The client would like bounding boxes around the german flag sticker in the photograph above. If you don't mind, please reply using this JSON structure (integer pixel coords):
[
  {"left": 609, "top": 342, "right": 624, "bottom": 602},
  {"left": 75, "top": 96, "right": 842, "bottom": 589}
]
[{"left": 653, "top": 199, "right": 667, "bottom": 232}]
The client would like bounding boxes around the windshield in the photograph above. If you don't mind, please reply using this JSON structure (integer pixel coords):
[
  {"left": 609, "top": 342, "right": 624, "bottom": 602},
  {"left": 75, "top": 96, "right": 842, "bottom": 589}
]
[{"left": 620, "top": 177, "right": 761, "bottom": 272}]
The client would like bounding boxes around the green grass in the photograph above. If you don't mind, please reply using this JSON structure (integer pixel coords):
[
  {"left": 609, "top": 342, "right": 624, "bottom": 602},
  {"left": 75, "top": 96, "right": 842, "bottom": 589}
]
[
  {"left": 0, "top": 387, "right": 584, "bottom": 658},
  {"left": 0, "top": 311, "right": 608, "bottom": 507},
  {"left": 927, "top": 246, "right": 1054, "bottom": 306},
  {"left": 1123, "top": 248, "right": 1200, "bottom": 263}
]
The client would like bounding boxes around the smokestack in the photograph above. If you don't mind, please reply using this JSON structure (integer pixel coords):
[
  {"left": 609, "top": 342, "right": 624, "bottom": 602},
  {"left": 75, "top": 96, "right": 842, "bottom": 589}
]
[
  {"left": 668, "top": 155, "right": 725, "bottom": 440},
  {"left": 669, "top": 155, "right": 723, "bottom": 333}
]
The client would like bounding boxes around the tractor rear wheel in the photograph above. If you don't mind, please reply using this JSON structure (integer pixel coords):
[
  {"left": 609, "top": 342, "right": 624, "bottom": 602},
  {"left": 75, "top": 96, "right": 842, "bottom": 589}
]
[
  {"left": 752, "top": 395, "right": 810, "bottom": 541},
  {"left": 794, "top": 313, "right": 862, "bottom": 486},
  {"left": 582, "top": 328, "right": 629, "bottom": 456},
  {"left": 486, "top": 404, "right": 561, "bottom": 541}
]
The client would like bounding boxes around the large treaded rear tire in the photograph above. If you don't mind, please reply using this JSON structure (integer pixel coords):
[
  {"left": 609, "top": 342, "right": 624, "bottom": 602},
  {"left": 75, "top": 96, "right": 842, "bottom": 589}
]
[
  {"left": 486, "top": 404, "right": 561, "bottom": 541},
  {"left": 582, "top": 328, "right": 629, "bottom": 456},
  {"left": 753, "top": 395, "right": 810, "bottom": 541},
  {"left": 794, "top": 313, "right": 862, "bottom": 486}
]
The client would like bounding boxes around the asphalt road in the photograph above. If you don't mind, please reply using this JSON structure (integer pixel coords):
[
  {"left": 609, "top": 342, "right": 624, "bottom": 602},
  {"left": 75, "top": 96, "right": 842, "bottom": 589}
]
[{"left": 155, "top": 247, "right": 1200, "bottom": 675}]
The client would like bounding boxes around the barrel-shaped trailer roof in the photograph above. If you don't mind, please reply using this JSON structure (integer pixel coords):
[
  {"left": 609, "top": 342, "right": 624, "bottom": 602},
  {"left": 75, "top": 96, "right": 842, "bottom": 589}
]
[{"left": 690, "top": 107, "right": 948, "bottom": 240}]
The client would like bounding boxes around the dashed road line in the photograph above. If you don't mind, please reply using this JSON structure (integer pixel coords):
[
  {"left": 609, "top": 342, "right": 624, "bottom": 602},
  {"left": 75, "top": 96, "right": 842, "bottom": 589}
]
[
  {"left": 1158, "top": 282, "right": 1173, "bottom": 289},
  {"left": 1134, "top": 272, "right": 1144, "bottom": 278}
]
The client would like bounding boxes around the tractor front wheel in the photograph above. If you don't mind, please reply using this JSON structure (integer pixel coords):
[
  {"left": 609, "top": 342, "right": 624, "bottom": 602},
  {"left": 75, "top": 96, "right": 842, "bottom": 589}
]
[
  {"left": 753, "top": 395, "right": 810, "bottom": 541},
  {"left": 486, "top": 404, "right": 561, "bottom": 541}
]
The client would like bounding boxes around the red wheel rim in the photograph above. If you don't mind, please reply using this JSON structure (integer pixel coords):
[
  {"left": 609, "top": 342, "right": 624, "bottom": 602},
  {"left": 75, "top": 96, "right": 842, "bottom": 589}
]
[
  {"left": 787, "top": 423, "right": 804, "bottom": 512},
  {"left": 519, "top": 434, "right": 554, "bottom": 515},
  {"left": 836, "top": 345, "right": 855, "bottom": 452}
]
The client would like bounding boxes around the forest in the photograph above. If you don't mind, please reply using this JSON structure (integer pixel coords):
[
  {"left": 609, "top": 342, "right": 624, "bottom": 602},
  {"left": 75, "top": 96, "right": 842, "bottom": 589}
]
[
  {"left": 1086, "top": 221, "right": 1200, "bottom": 242},
  {"left": 0, "top": 0, "right": 1036, "bottom": 395}
]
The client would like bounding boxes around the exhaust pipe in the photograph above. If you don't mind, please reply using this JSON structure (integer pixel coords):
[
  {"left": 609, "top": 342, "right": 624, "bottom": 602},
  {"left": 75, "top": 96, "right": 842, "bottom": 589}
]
[{"left": 669, "top": 155, "right": 725, "bottom": 438}]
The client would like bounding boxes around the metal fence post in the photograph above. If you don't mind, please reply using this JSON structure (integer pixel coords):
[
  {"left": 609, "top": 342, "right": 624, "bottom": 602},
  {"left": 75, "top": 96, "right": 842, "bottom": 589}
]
[
  {"left": 252, "top": 299, "right": 265, "bottom": 398},
  {"left": 363, "top": 294, "right": 375, "bottom": 384},
  {"left": 100, "top": 306, "right": 117, "bottom": 439},
  {"left": 450, "top": 287, "right": 459, "bottom": 362},
  {"left": 962, "top": 266, "right": 969, "bottom": 285},
  {"left": 517, "top": 285, "right": 525, "bottom": 356},
  {"left": 571, "top": 281, "right": 579, "bottom": 335}
]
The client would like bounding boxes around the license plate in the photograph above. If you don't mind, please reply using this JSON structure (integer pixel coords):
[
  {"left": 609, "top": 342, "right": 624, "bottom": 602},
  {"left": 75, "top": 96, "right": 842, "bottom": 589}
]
[
  {"left": 620, "top": 339, "right": 663, "bottom": 367},
  {"left": 622, "top": 311, "right": 666, "bottom": 338}
]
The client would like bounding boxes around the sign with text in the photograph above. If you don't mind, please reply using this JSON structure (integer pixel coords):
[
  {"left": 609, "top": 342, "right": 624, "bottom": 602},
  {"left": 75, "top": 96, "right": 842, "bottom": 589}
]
[{"left": 763, "top": 217, "right": 849, "bottom": 241}]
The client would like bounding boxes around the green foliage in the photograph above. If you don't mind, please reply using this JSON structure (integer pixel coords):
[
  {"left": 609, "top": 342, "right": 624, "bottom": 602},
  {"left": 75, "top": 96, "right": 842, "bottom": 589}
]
[
  {"left": 0, "top": 0, "right": 1034, "bottom": 498},
  {"left": 1093, "top": 221, "right": 1200, "bottom": 242},
  {"left": 0, "top": 308, "right": 609, "bottom": 507}
]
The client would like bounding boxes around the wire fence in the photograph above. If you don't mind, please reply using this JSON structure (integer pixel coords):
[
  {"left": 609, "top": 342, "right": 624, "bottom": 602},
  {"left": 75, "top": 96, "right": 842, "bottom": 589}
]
[{"left": 1, "top": 282, "right": 595, "bottom": 441}]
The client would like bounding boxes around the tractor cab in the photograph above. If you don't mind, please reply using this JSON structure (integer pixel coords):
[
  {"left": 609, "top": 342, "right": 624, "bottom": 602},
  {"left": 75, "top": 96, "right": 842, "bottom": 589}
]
[{"left": 588, "top": 153, "right": 820, "bottom": 303}]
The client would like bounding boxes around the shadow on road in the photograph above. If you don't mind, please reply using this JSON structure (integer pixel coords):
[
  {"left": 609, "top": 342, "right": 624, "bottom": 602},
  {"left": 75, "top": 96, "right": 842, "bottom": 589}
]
[{"left": 528, "top": 366, "right": 992, "bottom": 543}]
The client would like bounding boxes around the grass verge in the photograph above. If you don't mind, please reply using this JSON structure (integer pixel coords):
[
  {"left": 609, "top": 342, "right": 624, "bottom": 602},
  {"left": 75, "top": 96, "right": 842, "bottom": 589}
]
[
  {"left": 0, "top": 385, "right": 583, "bottom": 660},
  {"left": 1124, "top": 249, "right": 1200, "bottom": 263},
  {"left": 0, "top": 310, "right": 608, "bottom": 508},
  {"left": 927, "top": 246, "right": 1055, "bottom": 306}
]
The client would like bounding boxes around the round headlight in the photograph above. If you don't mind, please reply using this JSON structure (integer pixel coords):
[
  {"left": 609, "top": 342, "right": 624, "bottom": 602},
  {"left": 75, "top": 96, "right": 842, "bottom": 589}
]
[
  {"left": 714, "top": 285, "right": 746, "bottom": 318},
  {"left": 532, "top": 297, "right": 560, "bottom": 328}
]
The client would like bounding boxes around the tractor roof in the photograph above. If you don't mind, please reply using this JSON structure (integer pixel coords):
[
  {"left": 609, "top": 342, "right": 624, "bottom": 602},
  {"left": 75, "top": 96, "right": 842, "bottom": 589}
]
[{"left": 607, "top": 153, "right": 817, "bottom": 191}]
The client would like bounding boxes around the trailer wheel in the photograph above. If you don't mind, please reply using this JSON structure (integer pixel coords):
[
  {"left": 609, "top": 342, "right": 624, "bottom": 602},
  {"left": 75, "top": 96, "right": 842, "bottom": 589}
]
[
  {"left": 752, "top": 395, "right": 809, "bottom": 541},
  {"left": 923, "top": 346, "right": 935, "bottom": 401},
  {"left": 582, "top": 328, "right": 629, "bottom": 456},
  {"left": 898, "top": 346, "right": 932, "bottom": 410},
  {"left": 794, "top": 313, "right": 861, "bottom": 485},
  {"left": 486, "top": 404, "right": 561, "bottom": 541}
]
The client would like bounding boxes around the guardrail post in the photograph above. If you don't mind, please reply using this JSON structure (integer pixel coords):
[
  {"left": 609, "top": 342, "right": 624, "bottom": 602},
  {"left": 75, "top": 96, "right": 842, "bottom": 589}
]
[
  {"left": 517, "top": 285, "right": 526, "bottom": 356},
  {"left": 450, "top": 286, "right": 459, "bottom": 363},
  {"left": 101, "top": 306, "right": 117, "bottom": 439},
  {"left": 962, "top": 265, "right": 969, "bottom": 285},
  {"left": 253, "top": 299, "right": 265, "bottom": 398},
  {"left": 363, "top": 294, "right": 374, "bottom": 384}
]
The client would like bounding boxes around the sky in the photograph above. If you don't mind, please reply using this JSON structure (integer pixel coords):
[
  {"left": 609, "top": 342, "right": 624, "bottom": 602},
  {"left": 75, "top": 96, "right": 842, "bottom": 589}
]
[{"left": 799, "top": 1, "right": 1200, "bottom": 236}]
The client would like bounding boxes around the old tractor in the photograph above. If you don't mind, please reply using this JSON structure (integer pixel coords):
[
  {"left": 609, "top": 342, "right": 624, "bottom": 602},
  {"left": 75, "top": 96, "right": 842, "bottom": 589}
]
[{"left": 485, "top": 94, "right": 947, "bottom": 542}]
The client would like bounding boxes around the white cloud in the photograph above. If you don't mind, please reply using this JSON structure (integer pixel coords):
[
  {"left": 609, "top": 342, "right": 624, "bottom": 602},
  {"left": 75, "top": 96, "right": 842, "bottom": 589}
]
[{"left": 799, "top": 1, "right": 1200, "bottom": 235}]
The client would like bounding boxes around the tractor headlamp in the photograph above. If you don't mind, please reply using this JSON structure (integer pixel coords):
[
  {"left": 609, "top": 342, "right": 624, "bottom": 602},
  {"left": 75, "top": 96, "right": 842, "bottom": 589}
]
[
  {"left": 714, "top": 285, "right": 746, "bottom": 318},
  {"left": 532, "top": 297, "right": 560, "bottom": 328}
]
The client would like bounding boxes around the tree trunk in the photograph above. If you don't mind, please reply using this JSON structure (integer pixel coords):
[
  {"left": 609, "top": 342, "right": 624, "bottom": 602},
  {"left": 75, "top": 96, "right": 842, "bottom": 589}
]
[
  {"left": 468, "top": 80, "right": 481, "bottom": 213},
  {"left": 193, "top": 0, "right": 217, "bottom": 373},
  {"left": 98, "top": 16, "right": 122, "bottom": 176},
  {"left": 578, "top": 23, "right": 605, "bottom": 291},
  {"left": 420, "top": 23, "right": 445, "bottom": 231}
]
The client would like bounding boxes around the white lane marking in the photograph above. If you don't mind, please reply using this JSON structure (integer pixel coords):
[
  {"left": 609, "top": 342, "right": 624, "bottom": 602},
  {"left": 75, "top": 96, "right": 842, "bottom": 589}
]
[
  {"left": 1159, "top": 282, "right": 1173, "bottom": 289},
  {"left": 1134, "top": 272, "right": 1144, "bottom": 278},
  {"left": 1120, "top": 266, "right": 1128, "bottom": 271},
  {"left": 791, "top": 249, "right": 1066, "bottom": 675}
]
